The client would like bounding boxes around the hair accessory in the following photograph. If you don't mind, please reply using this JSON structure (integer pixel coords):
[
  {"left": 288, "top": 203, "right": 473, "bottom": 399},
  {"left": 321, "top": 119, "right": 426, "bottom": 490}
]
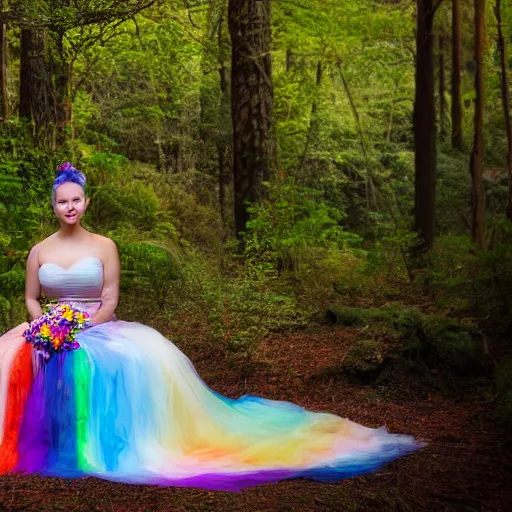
[{"left": 57, "top": 162, "right": 78, "bottom": 174}]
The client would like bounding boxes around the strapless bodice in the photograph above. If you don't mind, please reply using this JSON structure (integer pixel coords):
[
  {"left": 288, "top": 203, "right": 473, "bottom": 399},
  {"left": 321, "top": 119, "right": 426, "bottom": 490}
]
[{"left": 38, "top": 257, "right": 103, "bottom": 302}]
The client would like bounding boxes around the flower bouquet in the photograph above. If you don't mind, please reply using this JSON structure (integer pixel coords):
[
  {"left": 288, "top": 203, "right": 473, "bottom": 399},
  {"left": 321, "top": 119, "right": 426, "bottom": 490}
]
[{"left": 23, "top": 304, "right": 91, "bottom": 360}]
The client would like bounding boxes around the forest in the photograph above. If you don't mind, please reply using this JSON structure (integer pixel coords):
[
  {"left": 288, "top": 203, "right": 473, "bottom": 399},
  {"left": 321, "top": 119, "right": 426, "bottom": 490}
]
[{"left": 0, "top": 0, "right": 510, "bottom": 510}]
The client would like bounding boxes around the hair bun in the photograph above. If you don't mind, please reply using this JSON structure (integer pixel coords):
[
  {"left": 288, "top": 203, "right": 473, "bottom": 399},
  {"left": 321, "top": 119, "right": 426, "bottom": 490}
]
[
  {"left": 53, "top": 162, "right": 87, "bottom": 195},
  {"left": 56, "top": 162, "right": 79, "bottom": 174}
]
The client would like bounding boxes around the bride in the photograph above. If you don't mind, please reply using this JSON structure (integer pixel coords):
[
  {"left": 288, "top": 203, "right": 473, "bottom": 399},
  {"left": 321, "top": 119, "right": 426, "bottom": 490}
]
[{"left": 0, "top": 164, "right": 422, "bottom": 490}]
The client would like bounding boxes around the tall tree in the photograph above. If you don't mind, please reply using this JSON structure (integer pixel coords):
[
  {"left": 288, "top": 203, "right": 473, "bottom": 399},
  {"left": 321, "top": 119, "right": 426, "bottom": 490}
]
[
  {"left": 299, "top": 58, "right": 323, "bottom": 173},
  {"left": 438, "top": 31, "right": 447, "bottom": 140},
  {"left": 19, "top": 27, "right": 54, "bottom": 148},
  {"left": 229, "top": 0, "right": 276, "bottom": 238},
  {"left": 11, "top": 0, "right": 157, "bottom": 146},
  {"left": 495, "top": 0, "right": 512, "bottom": 219},
  {"left": 470, "top": 0, "right": 485, "bottom": 248},
  {"left": 451, "top": 0, "right": 463, "bottom": 149},
  {"left": 414, "top": 0, "right": 437, "bottom": 251},
  {"left": 51, "top": 28, "right": 72, "bottom": 146},
  {"left": 216, "top": 7, "right": 231, "bottom": 237}
]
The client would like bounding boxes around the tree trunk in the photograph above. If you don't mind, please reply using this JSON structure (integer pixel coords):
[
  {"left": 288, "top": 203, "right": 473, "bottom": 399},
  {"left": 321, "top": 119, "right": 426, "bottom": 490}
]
[
  {"left": 299, "top": 60, "right": 323, "bottom": 172},
  {"left": 495, "top": 0, "right": 512, "bottom": 219},
  {"left": 451, "top": 0, "right": 463, "bottom": 150},
  {"left": 0, "top": 16, "right": 7, "bottom": 120},
  {"left": 439, "top": 33, "right": 447, "bottom": 141},
  {"left": 414, "top": 0, "right": 437, "bottom": 251},
  {"left": 19, "top": 28, "right": 54, "bottom": 148},
  {"left": 286, "top": 49, "right": 293, "bottom": 72},
  {"left": 19, "top": 29, "right": 31, "bottom": 120},
  {"left": 229, "top": 0, "right": 276, "bottom": 238},
  {"left": 217, "top": 9, "right": 231, "bottom": 238},
  {"left": 336, "top": 59, "right": 375, "bottom": 207},
  {"left": 470, "top": 0, "right": 485, "bottom": 249},
  {"left": 52, "top": 32, "right": 72, "bottom": 147}
]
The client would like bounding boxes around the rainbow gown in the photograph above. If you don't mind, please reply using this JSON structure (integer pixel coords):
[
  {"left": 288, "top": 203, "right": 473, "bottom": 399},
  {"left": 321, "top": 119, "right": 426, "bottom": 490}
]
[{"left": 0, "top": 257, "right": 422, "bottom": 490}]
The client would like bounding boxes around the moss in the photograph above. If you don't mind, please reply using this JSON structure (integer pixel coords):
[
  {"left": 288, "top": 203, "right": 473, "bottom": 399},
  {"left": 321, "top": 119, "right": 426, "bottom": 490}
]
[
  {"left": 325, "top": 303, "right": 423, "bottom": 332},
  {"left": 325, "top": 303, "right": 485, "bottom": 379},
  {"left": 325, "top": 307, "right": 372, "bottom": 327},
  {"left": 420, "top": 315, "right": 482, "bottom": 373},
  {"left": 343, "top": 338, "right": 389, "bottom": 381}
]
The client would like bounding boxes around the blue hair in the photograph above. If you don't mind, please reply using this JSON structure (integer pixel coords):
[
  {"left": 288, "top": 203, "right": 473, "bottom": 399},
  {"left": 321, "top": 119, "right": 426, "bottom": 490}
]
[{"left": 52, "top": 162, "right": 87, "bottom": 202}]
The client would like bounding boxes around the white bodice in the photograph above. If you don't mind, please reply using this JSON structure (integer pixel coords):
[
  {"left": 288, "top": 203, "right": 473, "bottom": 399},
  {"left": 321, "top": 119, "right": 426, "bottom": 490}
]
[{"left": 38, "top": 257, "right": 103, "bottom": 302}]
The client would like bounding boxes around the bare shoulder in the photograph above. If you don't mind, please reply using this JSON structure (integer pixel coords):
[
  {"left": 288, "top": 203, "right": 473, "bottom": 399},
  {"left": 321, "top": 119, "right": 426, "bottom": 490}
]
[
  {"left": 91, "top": 234, "right": 119, "bottom": 260},
  {"left": 36, "top": 233, "right": 59, "bottom": 250},
  {"left": 27, "top": 241, "right": 42, "bottom": 265},
  {"left": 28, "top": 233, "right": 57, "bottom": 261}
]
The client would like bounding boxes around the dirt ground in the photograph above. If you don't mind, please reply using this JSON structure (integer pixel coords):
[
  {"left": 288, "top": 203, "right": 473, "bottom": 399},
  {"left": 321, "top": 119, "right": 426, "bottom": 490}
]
[{"left": 0, "top": 326, "right": 509, "bottom": 511}]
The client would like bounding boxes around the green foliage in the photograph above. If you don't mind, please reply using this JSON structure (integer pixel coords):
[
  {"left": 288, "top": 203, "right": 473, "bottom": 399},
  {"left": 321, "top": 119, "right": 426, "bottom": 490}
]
[
  {"left": 118, "top": 241, "right": 183, "bottom": 304},
  {"left": 427, "top": 227, "right": 512, "bottom": 330},
  {"left": 201, "top": 270, "right": 310, "bottom": 357},
  {"left": 0, "top": 269, "right": 25, "bottom": 297},
  {"left": 0, "top": 120, "right": 57, "bottom": 247},
  {"left": 74, "top": 10, "right": 202, "bottom": 164},
  {"left": 83, "top": 152, "right": 129, "bottom": 185},
  {"left": 88, "top": 170, "right": 162, "bottom": 233},
  {"left": 243, "top": 179, "right": 361, "bottom": 275},
  {"left": 436, "top": 153, "right": 471, "bottom": 236},
  {"left": 421, "top": 315, "right": 482, "bottom": 372}
]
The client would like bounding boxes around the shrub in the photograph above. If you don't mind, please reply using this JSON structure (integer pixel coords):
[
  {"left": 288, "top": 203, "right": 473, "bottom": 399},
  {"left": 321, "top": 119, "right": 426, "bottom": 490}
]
[
  {"left": 200, "top": 268, "right": 310, "bottom": 358},
  {"left": 90, "top": 181, "right": 160, "bottom": 231},
  {"left": 326, "top": 304, "right": 483, "bottom": 376},
  {"left": 117, "top": 241, "right": 183, "bottom": 305},
  {"left": 243, "top": 178, "right": 361, "bottom": 276}
]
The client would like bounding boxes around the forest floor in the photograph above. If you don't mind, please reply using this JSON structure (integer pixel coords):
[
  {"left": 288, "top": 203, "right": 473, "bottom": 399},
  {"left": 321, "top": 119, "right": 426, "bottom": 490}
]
[{"left": 0, "top": 324, "right": 510, "bottom": 512}]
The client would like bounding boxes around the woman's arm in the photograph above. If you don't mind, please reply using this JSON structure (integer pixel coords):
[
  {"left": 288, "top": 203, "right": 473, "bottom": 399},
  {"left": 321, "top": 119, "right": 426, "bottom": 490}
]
[
  {"left": 90, "top": 239, "right": 120, "bottom": 325},
  {"left": 25, "top": 245, "right": 43, "bottom": 320}
]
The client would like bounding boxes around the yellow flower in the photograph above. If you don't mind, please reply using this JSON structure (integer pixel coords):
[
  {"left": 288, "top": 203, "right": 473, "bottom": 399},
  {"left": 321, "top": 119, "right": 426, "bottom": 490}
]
[
  {"left": 62, "top": 310, "right": 74, "bottom": 322},
  {"left": 40, "top": 324, "right": 51, "bottom": 337}
]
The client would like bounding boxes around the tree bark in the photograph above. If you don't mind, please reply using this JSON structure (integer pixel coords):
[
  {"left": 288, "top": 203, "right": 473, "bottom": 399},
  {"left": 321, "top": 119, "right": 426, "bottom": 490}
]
[
  {"left": 438, "top": 33, "right": 447, "bottom": 141},
  {"left": 229, "top": 0, "right": 276, "bottom": 238},
  {"left": 19, "top": 28, "right": 54, "bottom": 148},
  {"left": 52, "top": 31, "right": 72, "bottom": 147},
  {"left": 299, "top": 59, "right": 323, "bottom": 172},
  {"left": 470, "top": 0, "right": 485, "bottom": 249},
  {"left": 451, "top": 0, "right": 463, "bottom": 149},
  {"left": 414, "top": 0, "right": 437, "bottom": 251},
  {"left": 0, "top": 15, "right": 7, "bottom": 120},
  {"left": 495, "top": 0, "right": 512, "bottom": 219},
  {"left": 286, "top": 48, "right": 293, "bottom": 72},
  {"left": 217, "top": 7, "right": 231, "bottom": 238}
]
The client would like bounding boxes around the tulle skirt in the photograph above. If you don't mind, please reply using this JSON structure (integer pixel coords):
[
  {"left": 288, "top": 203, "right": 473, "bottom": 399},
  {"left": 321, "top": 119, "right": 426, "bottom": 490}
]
[{"left": 0, "top": 317, "right": 423, "bottom": 491}]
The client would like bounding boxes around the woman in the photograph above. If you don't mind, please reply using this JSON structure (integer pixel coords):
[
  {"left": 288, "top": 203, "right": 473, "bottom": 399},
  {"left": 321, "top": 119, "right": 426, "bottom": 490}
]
[{"left": 0, "top": 164, "right": 423, "bottom": 490}]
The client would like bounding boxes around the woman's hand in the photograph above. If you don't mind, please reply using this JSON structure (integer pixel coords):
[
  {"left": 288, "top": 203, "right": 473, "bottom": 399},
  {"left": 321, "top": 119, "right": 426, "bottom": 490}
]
[{"left": 89, "top": 238, "right": 120, "bottom": 326}]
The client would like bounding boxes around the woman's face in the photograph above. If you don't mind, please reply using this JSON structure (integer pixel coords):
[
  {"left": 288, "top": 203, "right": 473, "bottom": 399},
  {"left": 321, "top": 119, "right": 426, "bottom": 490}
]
[{"left": 53, "top": 182, "right": 89, "bottom": 225}]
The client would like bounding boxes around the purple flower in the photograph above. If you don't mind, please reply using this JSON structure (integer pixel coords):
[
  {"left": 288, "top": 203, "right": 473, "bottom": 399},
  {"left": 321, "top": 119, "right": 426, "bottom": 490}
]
[{"left": 23, "top": 304, "right": 90, "bottom": 361}]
